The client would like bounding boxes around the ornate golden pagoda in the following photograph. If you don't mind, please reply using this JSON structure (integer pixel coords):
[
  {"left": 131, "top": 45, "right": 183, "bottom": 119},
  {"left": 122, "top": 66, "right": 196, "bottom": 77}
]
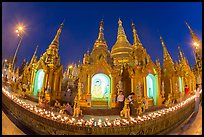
[
  {"left": 160, "top": 36, "right": 196, "bottom": 100},
  {"left": 18, "top": 19, "right": 197, "bottom": 111},
  {"left": 128, "top": 22, "right": 161, "bottom": 106},
  {"left": 77, "top": 19, "right": 170, "bottom": 109},
  {"left": 28, "top": 22, "right": 64, "bottom": 105},
  {"left": 178, "top": 46, "right": 196, "bottom": 93}
]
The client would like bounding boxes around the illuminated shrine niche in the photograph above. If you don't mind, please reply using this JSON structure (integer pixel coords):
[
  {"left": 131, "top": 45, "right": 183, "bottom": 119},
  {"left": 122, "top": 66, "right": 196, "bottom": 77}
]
[
  {"left": 179, "top": 77, "right": 182, "bottom": 93},
  {"left": 34, "top": 69, "right": 45, "bottom": 96},
  {"left": 91, "top": 73, "right": 110, "bottom": 101},
  {"left": 146, "top": 74, "right": 157, "bottom": 105}
]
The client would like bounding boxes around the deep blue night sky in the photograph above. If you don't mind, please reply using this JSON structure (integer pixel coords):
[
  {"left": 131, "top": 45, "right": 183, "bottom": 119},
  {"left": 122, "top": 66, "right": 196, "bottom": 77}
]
[{"left": 2, "top": 2, "right": 202, "bottom": 70}]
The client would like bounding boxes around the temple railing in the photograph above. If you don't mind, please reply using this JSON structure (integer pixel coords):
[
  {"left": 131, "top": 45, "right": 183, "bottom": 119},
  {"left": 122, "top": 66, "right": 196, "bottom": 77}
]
[{"left": 2, "top": 86, "right": 195, "bottom": 135}]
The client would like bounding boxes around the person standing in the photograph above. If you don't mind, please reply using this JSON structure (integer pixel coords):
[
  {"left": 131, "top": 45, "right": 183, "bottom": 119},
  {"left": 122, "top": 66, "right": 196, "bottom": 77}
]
[
  {"left": 195, "top": 84, "right": 201, "bottom": 113},
  {"left": 117, "top": 91, "right": 125, "bottom": 112},
  {"left": 127, "top": 92, "right": 135, "bottom": 116},
  {"left": 185, "top": 85, "right": 189, "bottom": 97}
]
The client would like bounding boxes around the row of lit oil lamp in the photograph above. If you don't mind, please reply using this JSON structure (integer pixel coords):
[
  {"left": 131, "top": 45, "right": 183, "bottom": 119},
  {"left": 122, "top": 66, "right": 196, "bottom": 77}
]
[{"left": 2, "top": 86, "right": 196, "bottom": 128}]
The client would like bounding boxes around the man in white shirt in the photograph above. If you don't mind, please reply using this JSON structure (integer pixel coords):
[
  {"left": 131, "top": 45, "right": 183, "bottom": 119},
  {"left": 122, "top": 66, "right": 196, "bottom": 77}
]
[{"left": 117, "top": 91, "right": 125, "bottom": 112}]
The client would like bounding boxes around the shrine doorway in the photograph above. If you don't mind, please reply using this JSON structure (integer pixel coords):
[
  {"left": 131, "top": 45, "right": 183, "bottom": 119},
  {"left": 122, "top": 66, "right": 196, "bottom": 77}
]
[
  {"left": 122, "top": 68, "right": 131, "bottom": 98},
  {"left": 34, "top": 69, "right": 45, "bottom": 96},
  {"left": 179, "top": 77, "right": 183, "bottom": 93},
  {"left": 146, "top": 74, "right": 157, "bottom": 105},
  {"left": 91, "top": 73, "right": 111, "bottom": 108}
]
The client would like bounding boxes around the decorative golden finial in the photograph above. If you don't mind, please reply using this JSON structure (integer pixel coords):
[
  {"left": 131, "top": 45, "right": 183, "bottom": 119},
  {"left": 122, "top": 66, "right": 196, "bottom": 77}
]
[
  {"left": 29, "top": 45, "right": 38, "bottom": 65},
  {"left": 185, "top": 21, "right": 201, "bottom": 52},
  {"left": 185, "top": 21, "right": 193, "bottom": 33},
  {"left": 132, "top": 20, "right": 141, "bottom": 46},
  {"left": 178, "top": 45, "right": 184, "bottom": 60},
  {"left": 97, "top": 19, "right": 105, "bottom": 41},
  {"left": 117, "top": 18, "right": 126, "bottom": 37},
  {"left": 118, "top": 18, "right": 122, "bottom": 25},
  {"left": 160, "top": 36, "right": 174, "bottom": 64},
  {"left": 50, "top": 21, "right": 64, "bottom": 46},
  {"left": 34, "top": 45, "right": 38, "bottom": 56},
  {"left": 116, "top": 18, "right": 130, "bottom": 42},
  {"left": 160, "top": 36, "right": 165, "bottom": 47},
  {"left": 94, "top": 19, "right": 107, "bottom": 49}
]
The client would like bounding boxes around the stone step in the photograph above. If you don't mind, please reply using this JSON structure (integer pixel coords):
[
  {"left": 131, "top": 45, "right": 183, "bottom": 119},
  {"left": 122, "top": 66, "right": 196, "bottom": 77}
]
[{"left": 91, "top": 100, "right": 108, "bottom": 107}]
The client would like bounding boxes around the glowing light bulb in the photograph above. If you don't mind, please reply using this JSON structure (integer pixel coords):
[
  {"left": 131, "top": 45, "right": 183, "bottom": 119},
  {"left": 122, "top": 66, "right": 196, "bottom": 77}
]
[{"left": 18, "top": 26, "right": 23, "bottom": 31}]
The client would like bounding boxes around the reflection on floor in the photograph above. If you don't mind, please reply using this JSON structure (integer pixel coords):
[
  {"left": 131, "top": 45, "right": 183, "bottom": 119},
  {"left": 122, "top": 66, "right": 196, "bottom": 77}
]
[
  {"left": 168, "top": 104, "right": 202, "bottom": 135},
  {"left": 2, "top": 111, "right": 25, "bottom": 135}
]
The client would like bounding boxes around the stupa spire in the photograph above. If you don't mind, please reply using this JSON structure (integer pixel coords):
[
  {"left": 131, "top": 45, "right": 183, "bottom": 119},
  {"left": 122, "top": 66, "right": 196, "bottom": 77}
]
[
  {"left": 97, "top": 20, "right": 105, "bottom": 42},
  {"left": 185, "top": 21, "right": 202, "bottom": 62},
  {"left": 185, "top": 21, "right": 201, "bottom": 46},
  {"left": 50, "top": 21, "right": 64, "bottom": 47},
  {"left": 30, "top": 45, "right": 38, "bottom": 64},
  {"left": 93, "top": 19, "right": 108, "bottom": 49},
  {"left": 117, "top": 18, "right": 127, "bottom": 39},
  {"left": 178, "top": 46, "right": 184, "bottom": 60},
  {"left": 160, "top": 36, "right": 174, "bottom": 65},
  {"left": 132, "top": 21, "right": 141, "bottom": 46},
  {"left": 185, "top": 21, "right": 194, "bottom": 37}
]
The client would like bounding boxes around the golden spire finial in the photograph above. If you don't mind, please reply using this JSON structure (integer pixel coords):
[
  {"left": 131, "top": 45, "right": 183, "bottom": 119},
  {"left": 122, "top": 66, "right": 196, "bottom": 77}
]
[
  {"left": 117, "top": 18, "right": 129, "bottom": 41},
  {"left": 97, "top": 20, "right": 105, "bottom": 42},
  {"left": 94, "top": 19, "right": 107, "bottom": 48},
  {"left": 185, "top": 21, "right": 193, "bottom": 33},
  {"left": 178, "top": 45, "right": 184, "bottom": 60},
  {"left": 160, "top": 36, "right": 174, "bottom": 65},
  {"left": 50, "top": 21, "right": 64, "bottom": 46},
  {"left": 34, "top": 45, "right": 39, "bottom": 56},
  {"left": 132, "top": 21, "right": 141, "bottom": 46},
  {"left": 29, "top": 45, "right": 38, "bottom": 65},
  {"left": 185, "top": 21, "right": 201, "bottom": 48},
  {"left": 117, "top": 18, "right": 126, "bottom": 37},
  {"left": 118, "top": 18, "right": 122, "bottom": 24},
  {"left": 160, "top": 36, "right": 166, "bottom": 48}
]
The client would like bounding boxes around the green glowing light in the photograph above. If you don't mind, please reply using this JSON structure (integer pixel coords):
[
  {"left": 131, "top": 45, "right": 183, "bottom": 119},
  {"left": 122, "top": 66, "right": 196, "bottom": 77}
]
[
  {"left": 146, "top": 74, "right": 157, "bottom": 105},
  {"left": 91, "top": 73, "right": 110, "bottom": 100},
  {"left": 34, "top": 69, "right": 45, "bottom": 96},
  {"left": 179, "top": 77, "right": 182, "bottom": 93}
]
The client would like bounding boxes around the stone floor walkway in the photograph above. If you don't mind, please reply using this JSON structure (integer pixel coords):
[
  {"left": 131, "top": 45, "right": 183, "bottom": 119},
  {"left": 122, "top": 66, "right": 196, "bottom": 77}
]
[
  {"left": 2, "top": 111, "right": 26, "bottom": 135},
  {"left": 168, "top": 104, "right": 202, "bottom": 135},
  {"left": 2, "top": 83, "right": 202, "bottom": 135}
]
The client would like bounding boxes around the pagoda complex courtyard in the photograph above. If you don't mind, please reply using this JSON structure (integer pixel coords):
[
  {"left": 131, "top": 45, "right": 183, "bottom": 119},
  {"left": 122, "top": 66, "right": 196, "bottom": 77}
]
[{"left": 2, "top": 12, "right": 202, "bottom": 135}]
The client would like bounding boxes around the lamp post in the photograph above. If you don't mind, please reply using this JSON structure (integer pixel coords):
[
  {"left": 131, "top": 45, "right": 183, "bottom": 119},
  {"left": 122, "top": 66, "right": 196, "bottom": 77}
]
[{"left": 11, "top": 25, "right": 24, "bottom": 71}]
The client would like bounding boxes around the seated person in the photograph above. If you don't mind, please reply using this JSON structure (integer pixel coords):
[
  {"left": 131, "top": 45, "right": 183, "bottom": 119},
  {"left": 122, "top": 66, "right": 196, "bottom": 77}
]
[{"left": 64, "top": 102, "right": 73, "bottom": 116}]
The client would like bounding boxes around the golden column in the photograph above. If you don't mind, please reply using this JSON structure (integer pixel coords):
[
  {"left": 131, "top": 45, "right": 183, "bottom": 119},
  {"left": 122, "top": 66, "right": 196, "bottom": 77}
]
[
  {"left": 170, "top": 78, "right": 172, "bottom": 94},
  {"left": 86, "top": 73, "right": 92, "bottom": 107},
  {"left": 143, "top": 77, "right": 147, "bottom": 97},
  {"left": 131, "top": 75, "right": 135, "bottom": 93},
  {"left": 58, "top": 75, "right": 62, "bottom": 98},
  {"left": 155, "top": 74, "right": 160, "bottom": 106},
  {"left": 53, "top": 71, "right": 58, "bottom": 97},
  {"left": 43, "top": 70, "right": 49, "bottom": 90},
  {"left": 48, "top": 65, "right": 54, "bottom": 91},
  {"left": 30, "top": 68, "right": 37, "bottom": 95},
  {"left": 110, "top": 74, "right": 117, "bottom": 108}
]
